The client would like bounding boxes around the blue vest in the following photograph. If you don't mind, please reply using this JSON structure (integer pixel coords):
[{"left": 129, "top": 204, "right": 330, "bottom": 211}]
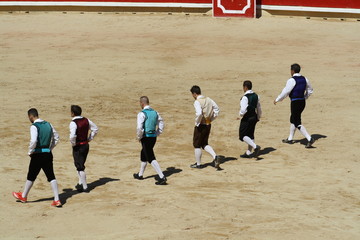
[
  {"left": 289, "top": 76, "right": 306, "bottom": 101},
  {"left": 142, "top": 108, "right": 158, "bottom": 137},
  {"left": 32, "top": 121, "right": 53, "bottom": 153}
]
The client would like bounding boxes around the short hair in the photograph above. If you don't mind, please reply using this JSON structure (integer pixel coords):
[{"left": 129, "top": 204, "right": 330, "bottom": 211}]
[
  {"left": 71, "top": 105, "right": 82, "bottom": 116},
  {"left": 28, "top": 108, "right": 38, "bottom": 117},
  {"left": 190, "top": 85, "right": 201, "bottom": 95},
  {"left": 140, "top": 96, "right": 149, "bottom": 104},
  {"left": 243, "top": 80, "right": 252, "bottom": 90},
  {"left": 291, "top": 63, "right": 301, "bottom": 73}
]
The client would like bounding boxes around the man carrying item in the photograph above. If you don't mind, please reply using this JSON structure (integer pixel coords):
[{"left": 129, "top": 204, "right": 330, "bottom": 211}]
[
  {"left": 190, "top": 85, "right": 222, "bottom": 170},
  {"left": 133, "top": 96, "right": 167, "bottom": 185},
  {"left": 69, "top": 105, "right": 98, "bottom": 192},
  {"left": 274, "top": 63, "right": 314, "bottom": 148},
  {"left": 12, "top": 108, "right": 61, "bottom": 207},
  {"left": 238, "top": 80, "right": 262, "bottom": 159}
]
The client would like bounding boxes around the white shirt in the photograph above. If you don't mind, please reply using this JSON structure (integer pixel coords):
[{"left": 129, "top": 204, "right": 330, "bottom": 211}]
[
  {"left": 275, "top": 73, "right": 314, "bottom": 103},
  {"left": 137, "top": 105, "right": 164, "bottom": 140},
  {"left": 69, "top": 116, "right": 98, "bottom": 146},
  {"left": 239, "top": 90, "right": 262, "bottom": 119},
  {"left": 28, "top": 119, "right": 59, "bottom": 155},
  {"left": 194, "top": 95, "right": 220, "bottom": 127}
]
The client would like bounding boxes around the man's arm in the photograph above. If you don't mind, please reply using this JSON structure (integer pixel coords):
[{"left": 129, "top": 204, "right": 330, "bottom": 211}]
[
  {"left": 257, "top": 98, "right": 262, "bottom": 120},
  {"left": 194, "top": 101, "right": 203, "bottom": 127},
  {"left": 88, "top": 119, "right": 98, "bottom": 141},
  {"left": 157, "top": 113, "right": 164, "bottom": 136},
  {"left": 50, "top": 124, "right": 60, "bottom": 150},
  {"left": 69, "top": 121, "right": 77, "bottom": 146},
  {"left": 274, "top": 78, "right": 296, "bottom": 104},
  {"left": 137, "top": 112, "right": 145, "bottom": 140},
  {"left": 211, "top": 99, "right": 220, "bottom": 121},
  {"left": 304, "top": 77, "right": 313, "bottom": 99},
  {"left": 28, "top": 125, "right": 38, "bottom": 155},
  {"left": 239, "top": 96, "right": 248, "bottom": 117}
]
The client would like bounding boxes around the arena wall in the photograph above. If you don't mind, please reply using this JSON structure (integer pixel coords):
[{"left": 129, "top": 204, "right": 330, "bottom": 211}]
[{"left": 0, "top": 0, "right": 360, "bottom": 17}]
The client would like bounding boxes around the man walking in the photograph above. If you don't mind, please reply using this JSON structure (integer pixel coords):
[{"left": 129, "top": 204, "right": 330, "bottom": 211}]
[
  {"left": 238, "top": 80, "right": 262, "bottom": 158},
  {"left": 274, "top": 63, "right": 314, "bottom": 148},
  {"left": 190, "top": 85, "right": 221, "bottom": 169},
  {"left": 69, "top": 105, "right": 98, "bottom": 192},
  {"left": 133, "top": 96, "right": 167, "bottom": 185},
  {"left": 12, "top": 108, "right": 61, "bottom": 207}
]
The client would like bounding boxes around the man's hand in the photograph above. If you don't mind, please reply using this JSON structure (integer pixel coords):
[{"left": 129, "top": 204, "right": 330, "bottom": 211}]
[
  {"left": 273, "top": 100, "right": 277, "bottom": 105},
  {"left": 236, "top": 117, "right": 241, "bottom": 120}
]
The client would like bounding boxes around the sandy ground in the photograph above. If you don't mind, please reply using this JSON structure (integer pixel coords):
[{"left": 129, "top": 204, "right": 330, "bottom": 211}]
[{"left": 0, "top": 12, "right": 360, "bottom": 240}]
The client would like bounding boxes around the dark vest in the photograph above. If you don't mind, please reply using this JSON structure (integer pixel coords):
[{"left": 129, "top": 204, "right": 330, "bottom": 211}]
[
  {"left": 32, "top": 121, "right": 53, "bottom": 153},
  {"left": 73, "top": 117, "right": 89, "bottom": 145},
  {"left": 243, "top": 92, "right": 258, "bottom": 120},
  {"left": 289, "top": 76, "right": 306, "bottom": 100}
]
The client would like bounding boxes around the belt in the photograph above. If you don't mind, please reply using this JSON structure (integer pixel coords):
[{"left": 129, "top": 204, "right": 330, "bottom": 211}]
[
  {"left": 34, "top": 148, "right": 51, "bottom": 153},
  {"left": 77, "top": 141, "right": 89, "bottom": 145},
  {"left": 291, "top": 98, "right": 305, "bottom": 101}
]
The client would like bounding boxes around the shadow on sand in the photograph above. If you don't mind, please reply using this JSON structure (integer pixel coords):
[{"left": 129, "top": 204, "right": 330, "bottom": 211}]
[
  {"left": 30, "top": 177, "right": 120, "bottom": 206},
  {"left": 293, "top": 133, "right": 327, "bottom": 148}
]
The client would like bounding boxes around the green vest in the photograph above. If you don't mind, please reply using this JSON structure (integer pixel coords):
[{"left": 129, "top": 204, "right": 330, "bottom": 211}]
[
  {"left": 32, "top": 121, "right": 53, "bottom": 153},
  {"left": 142, "top": 108, "right": 158, "bottom": 137}
]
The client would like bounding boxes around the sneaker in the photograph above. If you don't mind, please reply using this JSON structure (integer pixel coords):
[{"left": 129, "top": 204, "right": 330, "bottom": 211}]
[
  {"left": 155, "top": 176, "right": 167, "bottom": 185},
  {"left": 240, "top": 153, "right": 252, "bottom": 158},
  {"left": 133, "top": 173, "right": 144, "bottom": 180},
  {"left": 282, "top": 139, "right": 294, "bottom": 144},
  {"left": 190, "top": 163, "right": 202, "bottom": 169},
  {"left": 253, "top": 145, "right": 261, "bottom": 158},
  {"left": 51, "top": 200, "right": 62, "bottom": 207},
  {"left": 12, "top": 192, "right": 27, "bottom": 203},
  {"left": 305, "top": 137, "right": 315, "bottom": 148},
  {"left": 75, "top": 184, "right": 84, "bottom": 192}
]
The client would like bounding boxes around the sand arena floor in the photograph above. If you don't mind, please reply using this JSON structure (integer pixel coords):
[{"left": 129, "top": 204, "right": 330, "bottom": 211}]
[{"left": 0, "top": 12, "right": 360, "bottom": 240}]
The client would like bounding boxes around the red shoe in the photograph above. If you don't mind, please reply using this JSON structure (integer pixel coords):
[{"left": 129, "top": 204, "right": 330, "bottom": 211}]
[
  {"left": 12, "top": 192, "right": 27, "bottom": 203},
  {"left": 51, "top": 200, "right": 62, "bottom": 207}
]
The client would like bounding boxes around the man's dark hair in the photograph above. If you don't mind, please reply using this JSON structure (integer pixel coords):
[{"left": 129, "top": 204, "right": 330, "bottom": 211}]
[
  {"left": 140, "top": 96, "right": 150, "bottom": 104},
  {"left": 71, "top": 105, "right": 82, "bottom": 116},
  {"left": 243, "top": 80, "right": 252, "bottom": 90},
  {"left": 28, "top": 108, "right": 38, "bottom": 117},
  {"left": 190, "top": 85, "right": 201, "bottom": 95},
  {"left": 291, "top": 63, "right": 301, "bottom": 73}
]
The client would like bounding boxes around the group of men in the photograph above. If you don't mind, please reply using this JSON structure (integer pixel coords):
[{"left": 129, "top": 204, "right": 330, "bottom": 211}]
[
  {"left": 12, "top": 105, "right": 98, "bottom": 207},
  {"left": 12, "top": 63, "right": 314, "bottom": 207}
]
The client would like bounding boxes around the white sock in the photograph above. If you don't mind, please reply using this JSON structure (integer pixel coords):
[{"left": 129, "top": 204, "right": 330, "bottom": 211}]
[
  {"left": 151, "top": 160, "right": 164, "bottom": 179},
  {"left": 243, "top": 136, "right": 257, "bottom": 149},
  {"left": 246, "top": 144, "right": 253, "bottom": 155},
  {"left": 195, "top": 148, "right": 202, "bottom": 165},
  {"left": 50, "top": 179, "right": 60, "bottom": 201},
  {"left": 298, "top": 125, "right": 311, "bottom": 141},
  {"left": 204, "top": 145, "right": 216, "bottom": 159},
  {"left": 79, "top": 171, "right": 88, "bottom": 190},
  {"left": 139, "top": 162, "right": 147, "bottom": 176},
  {"left": 77, "top": 171, "right": 82, "bottom": 185},
  {"left": 23, "top": 180, "right": 33, "bottom": 198},
  {"left": 288, "top": 124, "right": 296, "bottom": 140}
]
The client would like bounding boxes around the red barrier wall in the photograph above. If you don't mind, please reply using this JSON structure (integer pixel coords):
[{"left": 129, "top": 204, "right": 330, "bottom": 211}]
[
  {"left": 1, "top": 0, "right": 360, "bottom": 10},
  {"left": 261, "top": 0, "right": 360, "bottom": 9}
]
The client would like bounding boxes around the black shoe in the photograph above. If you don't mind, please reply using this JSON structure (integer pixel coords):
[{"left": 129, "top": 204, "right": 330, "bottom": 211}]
[
  {"left": 282, "top": 139, "right": 294, "bottom": 144},
  {"left": 214, "top": 156, "right": 221, "bottom": 169},
  {"left": 305, "top": 137, "right": 315, "bottom": 148},
  {"left": 253, "top": 145, "right": 261, "bottom": 158},
  {"left": 155, "top": 176, "right": 167, "bottom": 185},
  {"left": 75, "top": 184, "right": 84, "bottom": 192},
  {"left": 133, "top": 173, "right": 144, "bottom": 180},
  {"left": 83, "top": 187, "right": 90, "bottom": 193},
  {"left": 190, "top": 163, "right": 202, "bottom": 169},
  {"left": 240, "top": 153, "right": 252, "bottom": 158}
]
